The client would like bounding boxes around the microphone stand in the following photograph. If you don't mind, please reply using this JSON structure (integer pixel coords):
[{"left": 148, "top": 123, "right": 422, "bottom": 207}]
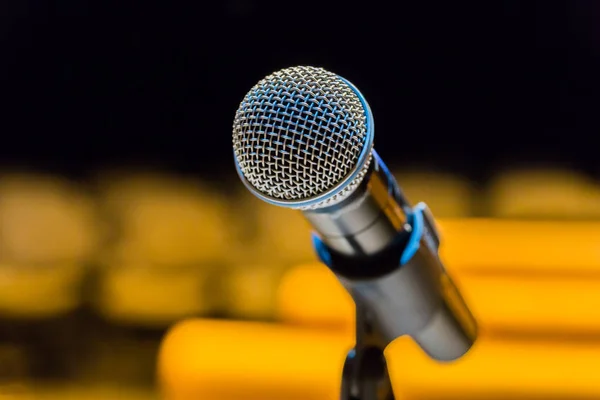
[{"left": 340, "top": 298, "right": 395, "bottom": 400}]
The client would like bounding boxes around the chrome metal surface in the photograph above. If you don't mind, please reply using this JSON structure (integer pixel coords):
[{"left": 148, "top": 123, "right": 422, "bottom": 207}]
[{"left": 338, "top": 243, "right": 477, "bottom": 361}]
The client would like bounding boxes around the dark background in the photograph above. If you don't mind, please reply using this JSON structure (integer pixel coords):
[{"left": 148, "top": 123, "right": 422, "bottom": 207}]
[
  {"left": 1, "top": 0, "right": 599, "bottom": 182},
  {"left": 0, "top": 2, "right": 599, "bottom": 396}
]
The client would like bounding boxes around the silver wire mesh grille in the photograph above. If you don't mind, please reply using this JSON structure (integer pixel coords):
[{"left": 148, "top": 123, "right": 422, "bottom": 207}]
[{"left": 232, "top": 66, "right": 370, "bottom": 207}]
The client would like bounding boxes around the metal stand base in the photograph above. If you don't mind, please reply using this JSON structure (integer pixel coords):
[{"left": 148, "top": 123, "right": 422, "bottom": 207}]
[{"left": 340, "top": 302, "right": 395, "bottom": 400}]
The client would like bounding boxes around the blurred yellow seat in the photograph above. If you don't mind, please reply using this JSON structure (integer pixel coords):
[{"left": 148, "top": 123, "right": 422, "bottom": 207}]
[
  {"left": 0, "top": 173, "right": 98, "bottom": 318},
  {"left": 276, "top": 264, "right": 354, "bottom": 331},
  {"left": 276, "top": 263, "right": 600, "bottom": 336},
  {"left": 437, "top": 218, "right": 600, "bottom": 274},
  {"left": 220, "top": 260, "right": 289, "bottom": 320},
  {"left": 0, "top": 173, "right": 100, "bottom": 264},
  {"left": 488, "top": 169, "right": 600, "bottom": 219},
  {"left": 97, "top": 171, "right": 230, "bottom": 266},
  {"left": 234, "top": 189, "right": 315, "bottom": 266},
  {"left": 0, "top": 383, "right": 157, "bottom": 400},
  {"left": 94, "top": 263, "right": 210, "bottom": 327},
  {"left": 159, "top": 319, "right": 349, "bottom": 400},
  {"left": 392, "top": 170, "right": 475, "bottom": 218},
  {"left": 159, "top": 319, "right": 600, "bottom": 400},
  {"left": 94, "top": 171, "right": 232, "bottom": 324},
  {"left": 0, "top": 263, "right": 86, "bottom": 318},
  {"left": 218, "top": 189, "right": 315, "bottom": 319}
]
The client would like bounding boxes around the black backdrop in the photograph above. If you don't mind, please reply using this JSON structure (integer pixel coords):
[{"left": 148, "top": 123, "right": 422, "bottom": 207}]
[{"left": 1, "top": 0, "right": 599, "bottom": 182}]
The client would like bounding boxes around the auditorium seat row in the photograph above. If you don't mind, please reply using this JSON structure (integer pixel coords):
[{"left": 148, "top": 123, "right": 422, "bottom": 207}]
[
  {"left": 1, "top": 169, "right": 600, "bottom": 399},
  {"left": 1, "top": 169, "right": 600, "bottom": 323},
  {"left": 158, "top": 258, "right": 600, "bottom": 399}
]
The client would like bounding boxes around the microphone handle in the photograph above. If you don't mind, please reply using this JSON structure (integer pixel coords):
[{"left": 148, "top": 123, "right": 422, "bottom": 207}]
[{"left": 310, "top": 152, "right": 477, "bottom": 362}]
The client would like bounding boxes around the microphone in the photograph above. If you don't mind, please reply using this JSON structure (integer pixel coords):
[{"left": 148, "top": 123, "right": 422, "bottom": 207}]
[{"left": 232, "top": 66, "right": 477, "bottom": 362}]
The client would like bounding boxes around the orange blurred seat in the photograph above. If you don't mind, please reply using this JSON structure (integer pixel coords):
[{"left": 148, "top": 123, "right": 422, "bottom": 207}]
[
  {"left": 219, "top": 189, "right": 315, "bottom": 319},
  {"left": 159, "top": 319, "right": 600, "bottom": 400},
  {"left": 220, "top": 261, "right": 290, "bottom": 320},
  {"left": 0, "top": 173, "right": 99, "bottom": 318},
  {"left": 487, "top": 169, "right": 600, "bottom": 219},
  {"left": 436, "top": 218, "right": 600, "bottom": 274},
  {"left": 159, "top": 320, "right": 349, "bottom": 400},
  {"left": 234, "top": 189, "right": 316, "bottom": 266},
  {"left": 0, "top": 173, "right": 100, "bottom": 265},
  {"left": 392, "top": 170, "right": 476, "bottom": 218},
  {"left": 0, "top": 383, "right": 156, "bottom": 400},
  {"left": 277, "top": 263, "right": 600, "bottom": 336},
  {"left": 94, "top": 171, "right": 231, "bottom": 326},
  {"left": 96, "top": 171, "right": 229, "bottom": 267}
]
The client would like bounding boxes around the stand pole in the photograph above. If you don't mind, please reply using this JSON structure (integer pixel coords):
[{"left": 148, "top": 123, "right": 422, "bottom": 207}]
[{"left": 340, "top": 299, "right": 395, "bottom": 400}]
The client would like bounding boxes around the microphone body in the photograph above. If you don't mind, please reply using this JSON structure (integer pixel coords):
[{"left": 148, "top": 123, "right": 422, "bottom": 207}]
[
  {"left": 309, "top": 151, "right": 476, "bottom": 361},
  {"left": 232, "top": 66, "right": 477, "bottom": 362}
]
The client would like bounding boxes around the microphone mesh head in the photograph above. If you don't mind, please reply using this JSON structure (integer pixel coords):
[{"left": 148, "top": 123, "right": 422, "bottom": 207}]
[{"left": 232, "top": 66, "right": 372, "bottom": 209}]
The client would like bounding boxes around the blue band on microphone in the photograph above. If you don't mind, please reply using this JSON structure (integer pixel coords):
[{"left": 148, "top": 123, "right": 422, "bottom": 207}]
[
  {"left": 312, "top": 203, "right": 427, "bottom": 269},
  {"left": 312, "top": 232, "right": 332, "bottom": 267},
  {"left": 399, "top": 203, "right": 425, "bottom": 266},
  {"left": 371, "top": 150, "right": 404, "bottom": 205}
]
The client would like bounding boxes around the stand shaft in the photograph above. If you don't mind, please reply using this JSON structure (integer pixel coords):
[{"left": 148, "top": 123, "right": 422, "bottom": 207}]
[{"left": 340, "top": 300, "right": 395, "bottom": 400}]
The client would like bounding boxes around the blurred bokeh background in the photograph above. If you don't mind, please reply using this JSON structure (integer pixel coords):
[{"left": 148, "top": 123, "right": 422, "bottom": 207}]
[{"left": 2, "top": 0, "right": 600, "bottom": 398}]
